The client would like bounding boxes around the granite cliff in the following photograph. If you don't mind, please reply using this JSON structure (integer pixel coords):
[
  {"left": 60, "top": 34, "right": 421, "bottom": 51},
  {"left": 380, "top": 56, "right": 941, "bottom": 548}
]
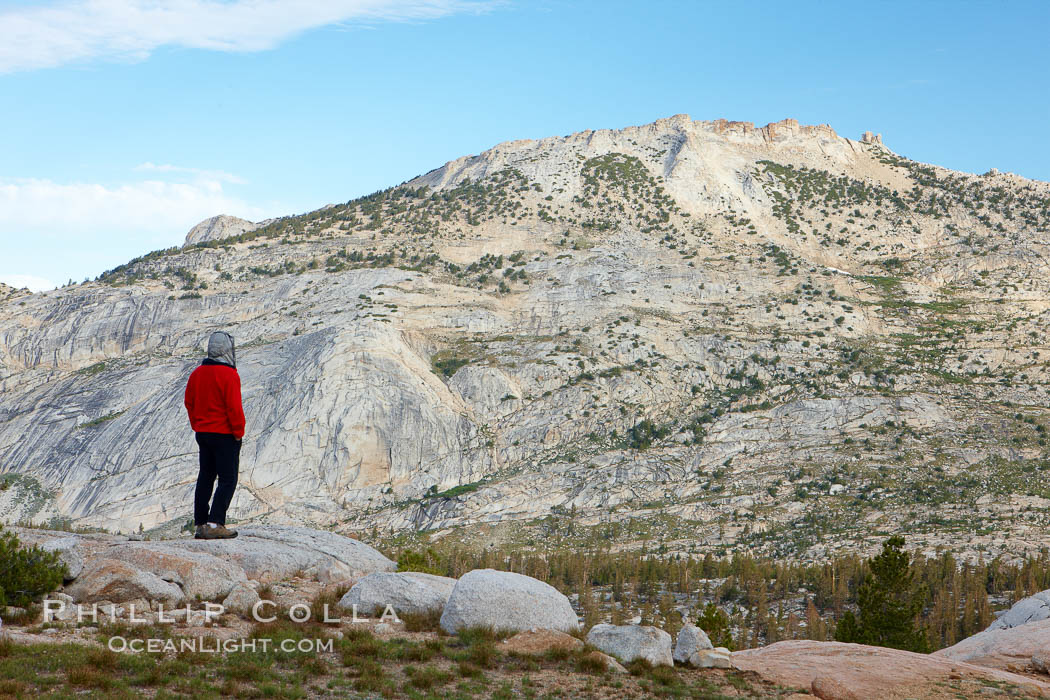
[{"left": 3, "top": 115, "right": 1050, "bottom": 561}]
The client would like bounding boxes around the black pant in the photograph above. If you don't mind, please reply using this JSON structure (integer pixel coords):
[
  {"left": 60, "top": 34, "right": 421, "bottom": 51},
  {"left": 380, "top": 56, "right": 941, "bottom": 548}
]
[{"left": 194, "top": 432, "right": 240, "bottom": 526}]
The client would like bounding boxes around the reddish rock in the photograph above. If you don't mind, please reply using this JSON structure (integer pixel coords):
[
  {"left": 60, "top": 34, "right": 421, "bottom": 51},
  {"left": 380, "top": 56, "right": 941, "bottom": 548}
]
[
  {"left": 811, "top": 675, "right": 862, "bottom": 700},
  {"left": 64, "top": 558, "right": 184, "bottom": 606},
  {"left": 732, "top": 640, "right": 1050, "bottom": 699},
  {"left": 583, "top": 650, "right": 627, "bottom": 673},
  {"left": 501, "top": 628, "right": 584, "bottom": 655}
]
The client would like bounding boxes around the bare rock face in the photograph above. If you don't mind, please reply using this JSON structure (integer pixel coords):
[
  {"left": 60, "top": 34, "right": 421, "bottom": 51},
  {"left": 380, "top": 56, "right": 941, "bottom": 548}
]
[
  {"left": 65, "top": 558, "right": 184, "bottom": 606},
  {"left": 338, "top": 571, "right": 456, "bottom": 616},
  {"left": 40, "top": 537, "right": 83, "bottom": 581},
  {"left": 585, "top": 624, "right": 673, "bottom": 667},
  {"left": 168, "top": 525, "right": 395, "bottom": 582},
  {"left": 23, "top": 524, "right": 392, "bottom": 615},
  {"left": 937, "top": 616, "right": 1050, "bottom": 671},
  {"left": 936, "top": 590, "right": 1050, "bottom": 670},
  {"left": 987, "top": 590, "right": 1050, "bottom": 630},
  {"left": 439, "top": 569, "right": 578, "bottom": 634},
  {"left": 222, "top": 581, "right": 261, "bottom": 615},
  {"left": 732, "top": 640, "right": 1050, "bottom": 699},
  {"left": 104, "top": 542, "right": 247, "bottom": 600},
  {"left": 811, "top": 675, "right": 862, "bottom": 700},
  {"left": 673, "top": 622, "right": 712, "bottom": 663},
  {"left": 5, "top": 113, "right": 1050, "bottom": 564},
  {"left": 689, "top": 647, "right": 731, "bottom": 668},
  {"left": 183, "top": 215, "right": 258, "bottom": 246}
]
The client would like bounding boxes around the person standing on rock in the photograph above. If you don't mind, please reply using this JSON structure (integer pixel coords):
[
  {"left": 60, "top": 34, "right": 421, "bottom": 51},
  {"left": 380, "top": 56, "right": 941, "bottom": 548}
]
[{"left": 184, "top": 331, "right": 244, "bottom": 540}]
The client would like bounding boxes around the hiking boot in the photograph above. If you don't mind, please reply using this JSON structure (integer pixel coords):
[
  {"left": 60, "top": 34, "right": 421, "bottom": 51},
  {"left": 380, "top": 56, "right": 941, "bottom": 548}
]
[
  {"left": 198, "top": 524, "right": 238, "bottom": 540},
  {"left": 198, "top": 522, "right": 236, "bottom": 541},
  {"left": 194, "top": 525, "right": 207, "bottom": 539}
]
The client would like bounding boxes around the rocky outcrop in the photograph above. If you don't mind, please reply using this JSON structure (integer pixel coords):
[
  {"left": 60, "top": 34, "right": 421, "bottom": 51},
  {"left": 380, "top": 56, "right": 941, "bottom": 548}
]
[
  {"left": 17, "top": 524, "right": 393, "bottom": 609},
  {"left": 585, "top": 624, "right": 673, "bottom": 667},
  {"left": 41, "top": 537, "right": 83, "bottom": 581},
  {"left": 936, "top": 590, "right": 1050, "bottom": 670},
  {"left": 338, "top": 571, "right": 456, "bottom": 616},
  {"left": 104, "top": 542, "right": 247, "bottom": 600},
  {"left": 183, "top": 215, "right": 258, "bottom": 246},
  {"left": 689, "top": 647, "right": 731, "bottom": 668},
  {"left": 179, "top": 525, "right": 396, "bottom": 582},
  {"left": 732, "top": 640, "right": 1050, "bottom": 699},
  {"left": 673, "top": 622, "right": 712, "bottom": 663},
  {"left": 439, "top": 569, "right": 578, "bottom": 634},
  {"left": 65, "top": 558, "right": 184, "bottom": 606},
  {"left": 986, "top": 590, "right": 1050, "bottom": 630},
  {"left": 937, "top": 617, "right": 1050, "bottom": 671},
  {"left": 222, "top": 581, "right": 261, "bottom": 615}
]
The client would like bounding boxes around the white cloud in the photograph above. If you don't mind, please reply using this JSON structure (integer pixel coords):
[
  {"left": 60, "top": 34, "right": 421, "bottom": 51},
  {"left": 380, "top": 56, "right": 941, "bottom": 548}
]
[
  {"left": 0, "top": 174, "right": 268, "bottom": 241},
  {"left": 0, "top": 0, "right": 492, "bottom": 73},
  {"left": 0, "top": 170, "right": 284, "bottom": 286},
  {"left": 0, "top": 274, "right": 57, "bottom": 292}
]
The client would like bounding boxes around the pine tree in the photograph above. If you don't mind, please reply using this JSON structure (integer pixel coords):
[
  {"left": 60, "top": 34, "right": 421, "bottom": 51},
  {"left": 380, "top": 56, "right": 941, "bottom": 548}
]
[
  {"left": 0, "top": 527, "right": 67, "bottom": 608},
  {"left": 835, "top": 535, "right": 930, "bottom": 652},
  {"left": 697, "top": 602, "right": 734, "bottom": 650}
]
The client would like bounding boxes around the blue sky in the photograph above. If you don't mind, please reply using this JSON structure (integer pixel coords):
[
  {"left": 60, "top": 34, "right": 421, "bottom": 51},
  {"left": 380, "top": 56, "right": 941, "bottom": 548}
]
[{"left": 2, "top": 0, "right": 1048, "bottom": 291}]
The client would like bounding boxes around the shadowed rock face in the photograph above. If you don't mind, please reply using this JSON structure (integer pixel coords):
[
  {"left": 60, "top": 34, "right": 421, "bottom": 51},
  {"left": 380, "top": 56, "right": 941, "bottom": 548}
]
[{"left": 4, "top": 115, "right": 1050, "bottom": 560}]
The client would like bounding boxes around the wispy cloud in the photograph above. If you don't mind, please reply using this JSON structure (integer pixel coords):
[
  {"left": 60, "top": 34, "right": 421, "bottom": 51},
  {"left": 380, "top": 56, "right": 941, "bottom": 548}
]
[
  {"left": 136, "top": 161, "right": 246, "bottom": 184},
  {"left": 0, "top": 0, "right": 492, "bottom": 73},
  {"left": 0, "top": 274, "right": 57, "bottom": 293},
  {"left": 0, "top": 174, "right": 268, "bottom": 242}
]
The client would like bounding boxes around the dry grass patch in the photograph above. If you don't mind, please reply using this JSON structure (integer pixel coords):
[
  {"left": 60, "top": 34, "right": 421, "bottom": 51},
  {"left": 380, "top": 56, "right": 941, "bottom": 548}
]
[{"left": 399, "top": 606, "right": 442, "bottom": 632}]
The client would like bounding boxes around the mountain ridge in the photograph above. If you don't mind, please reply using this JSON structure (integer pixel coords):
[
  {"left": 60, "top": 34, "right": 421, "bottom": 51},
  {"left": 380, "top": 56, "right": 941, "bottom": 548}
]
[{"left": 2, "top": 114, "right": 1050, "bottom": 563}]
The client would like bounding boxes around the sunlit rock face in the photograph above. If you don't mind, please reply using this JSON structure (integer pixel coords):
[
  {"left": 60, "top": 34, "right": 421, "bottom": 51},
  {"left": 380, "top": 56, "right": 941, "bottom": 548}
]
[{"left": 3, "top": 115, "right": 1050, "bottom": 560}]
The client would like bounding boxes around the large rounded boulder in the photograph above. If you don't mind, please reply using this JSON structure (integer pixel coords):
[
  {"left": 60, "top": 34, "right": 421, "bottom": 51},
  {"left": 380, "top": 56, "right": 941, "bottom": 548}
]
[
  {"left": 438, "top": 569, "right": 578, "bottom": 634},
  {"left": 586, "top": 624, "right": 674, "bottom": 666},
  {"left": 338, "top": 571, "right": 457, "bottom": 616}
]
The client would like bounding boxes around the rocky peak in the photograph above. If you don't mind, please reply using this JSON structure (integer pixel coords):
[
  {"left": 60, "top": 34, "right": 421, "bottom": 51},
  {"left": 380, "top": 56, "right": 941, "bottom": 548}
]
[
  {"left": 183, "top": 215, "right": 258, "bottom": 247},
  {"left": 4, "top": 113, "right": 1050, "bottom": 562}
]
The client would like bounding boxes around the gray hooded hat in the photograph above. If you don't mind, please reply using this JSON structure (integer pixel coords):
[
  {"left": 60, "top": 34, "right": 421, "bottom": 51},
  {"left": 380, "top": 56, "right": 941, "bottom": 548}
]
[{"left": 206, "top": 331, "right": 236, "bottom": 368}]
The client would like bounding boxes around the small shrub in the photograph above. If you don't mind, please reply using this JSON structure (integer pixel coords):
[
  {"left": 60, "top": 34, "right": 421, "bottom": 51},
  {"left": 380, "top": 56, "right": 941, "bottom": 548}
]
[
  {"left": 0, "top": 527, "right": 67, "bottom": 608},
  {"left": 457, "top": 661, "right": 485, "bottom": 678},
  {"left": 67, "top": 665, "right": 114, "bottom": 689},
  {"left": 406, "top": 664, "right": 452, "bottom": 690},
  {"left": 310, "top": 583, "right": 350, "bottom": 625},
  {"left": 394, "top": 640, "right": 435, "bottom": 662},
  {"left": 466, "top": 639, "right": 499, "bottom": 669},
  {"left": 543, "top": 645, "right": 573, "bottom": 662},
  {"left": 400, "top": 607, "right": 442, "bottom": 632},
  {"left": 575, "top": 651, "right": 608, "bottom": 674},
  {"left": 626, "top": 657, "right": 654, "bottom": 676}
]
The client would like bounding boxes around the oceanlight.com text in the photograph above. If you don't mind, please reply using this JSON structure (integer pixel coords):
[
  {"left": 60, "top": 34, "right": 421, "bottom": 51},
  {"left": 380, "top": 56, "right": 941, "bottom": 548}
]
[{"left": 106, "top": 637, "right": 334, "bottom": 654}]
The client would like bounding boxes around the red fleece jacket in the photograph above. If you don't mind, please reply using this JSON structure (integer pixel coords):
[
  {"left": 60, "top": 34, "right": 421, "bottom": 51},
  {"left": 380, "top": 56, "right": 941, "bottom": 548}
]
[{"left": 184, "top": 362, "right": 246, "bottom": 439}]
